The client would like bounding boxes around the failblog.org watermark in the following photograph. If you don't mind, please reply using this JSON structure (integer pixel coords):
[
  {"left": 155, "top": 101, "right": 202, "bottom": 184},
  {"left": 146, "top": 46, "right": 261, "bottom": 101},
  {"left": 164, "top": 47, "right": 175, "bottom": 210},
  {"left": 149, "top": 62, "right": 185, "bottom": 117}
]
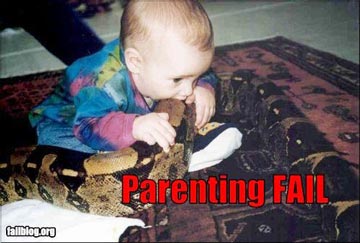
[{"left": 6, "top": 225, "right": 56, "bottom": 238}]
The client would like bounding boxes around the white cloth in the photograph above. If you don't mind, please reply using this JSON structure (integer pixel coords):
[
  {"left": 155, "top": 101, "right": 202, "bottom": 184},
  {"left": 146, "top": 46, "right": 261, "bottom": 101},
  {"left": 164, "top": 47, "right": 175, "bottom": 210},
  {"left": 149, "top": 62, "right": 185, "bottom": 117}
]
[
  {"left": 188, "top": 127, "right": 242, "bottom": 172},
  {"left": 1, "top": 199, "right": 146, "bottom": 242}
]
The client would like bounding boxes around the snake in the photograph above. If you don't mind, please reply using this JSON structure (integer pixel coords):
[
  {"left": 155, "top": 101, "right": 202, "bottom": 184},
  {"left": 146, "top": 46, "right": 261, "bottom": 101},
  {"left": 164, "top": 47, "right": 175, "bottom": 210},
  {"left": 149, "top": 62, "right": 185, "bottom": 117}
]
[{"left": 0, "top": 99, "right": 196, "bottom": 217}]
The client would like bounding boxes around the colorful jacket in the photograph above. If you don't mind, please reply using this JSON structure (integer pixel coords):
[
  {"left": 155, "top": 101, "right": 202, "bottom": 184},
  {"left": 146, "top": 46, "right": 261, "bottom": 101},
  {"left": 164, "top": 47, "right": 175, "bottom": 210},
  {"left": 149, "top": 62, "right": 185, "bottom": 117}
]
[{"left": 29, "top": 38, "right": 218, "bottom": 151}]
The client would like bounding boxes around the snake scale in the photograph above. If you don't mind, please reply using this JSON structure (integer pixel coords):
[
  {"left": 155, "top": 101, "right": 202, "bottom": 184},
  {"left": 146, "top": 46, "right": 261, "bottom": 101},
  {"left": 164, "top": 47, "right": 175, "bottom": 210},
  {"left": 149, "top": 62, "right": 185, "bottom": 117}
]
[{"left": 0, "top": 99, "right": 196, "bottom": 217}]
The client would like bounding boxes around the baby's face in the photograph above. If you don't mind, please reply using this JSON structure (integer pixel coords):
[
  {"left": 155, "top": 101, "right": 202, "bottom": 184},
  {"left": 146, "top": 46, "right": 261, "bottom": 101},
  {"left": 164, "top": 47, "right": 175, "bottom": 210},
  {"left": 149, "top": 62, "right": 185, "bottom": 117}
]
[{"left": 135, "top": 31, "right": 213, "bottom": 101}]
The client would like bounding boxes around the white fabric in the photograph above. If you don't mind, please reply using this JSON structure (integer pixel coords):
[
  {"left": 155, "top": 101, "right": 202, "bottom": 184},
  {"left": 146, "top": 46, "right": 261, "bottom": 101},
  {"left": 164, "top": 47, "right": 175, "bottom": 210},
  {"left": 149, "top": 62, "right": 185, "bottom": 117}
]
[
  {"left": 188, "top": 127, "right": 242, "bottom": 172},
  {"left": 1, "top": 199, "right": 146, "bottom": 242}
]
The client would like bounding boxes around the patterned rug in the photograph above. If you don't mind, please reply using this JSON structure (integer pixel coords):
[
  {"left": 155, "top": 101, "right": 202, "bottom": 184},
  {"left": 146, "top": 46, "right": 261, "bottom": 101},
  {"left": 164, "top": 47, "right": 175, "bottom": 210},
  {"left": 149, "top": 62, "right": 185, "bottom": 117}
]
[
  {"left": 0, "top": 36, "right": 359, "bottom": 242},
  {"left": 212, "top": 36, "right": 359, "bottom": 165}
]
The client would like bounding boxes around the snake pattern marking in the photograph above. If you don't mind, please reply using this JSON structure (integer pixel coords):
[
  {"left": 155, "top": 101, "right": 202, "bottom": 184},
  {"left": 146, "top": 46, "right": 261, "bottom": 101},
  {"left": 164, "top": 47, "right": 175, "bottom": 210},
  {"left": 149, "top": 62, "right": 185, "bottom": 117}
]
[{"left": 0, "top": 99, "right": 196, "bottom": 217}]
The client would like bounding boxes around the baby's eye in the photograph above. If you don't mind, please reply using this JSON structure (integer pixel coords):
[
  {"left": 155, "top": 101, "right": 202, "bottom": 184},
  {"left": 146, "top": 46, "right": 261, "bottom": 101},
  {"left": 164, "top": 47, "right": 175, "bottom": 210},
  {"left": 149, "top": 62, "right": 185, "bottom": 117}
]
[{"left": 173, "top": 78, "right": 182, "bottom": 83}]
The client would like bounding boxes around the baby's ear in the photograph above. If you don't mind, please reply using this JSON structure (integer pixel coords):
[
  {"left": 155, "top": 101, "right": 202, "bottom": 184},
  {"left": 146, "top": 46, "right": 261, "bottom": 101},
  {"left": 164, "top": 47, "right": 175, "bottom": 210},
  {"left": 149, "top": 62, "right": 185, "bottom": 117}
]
[{"left": 124, "top": 47, "right": 143, "bottom": 74}]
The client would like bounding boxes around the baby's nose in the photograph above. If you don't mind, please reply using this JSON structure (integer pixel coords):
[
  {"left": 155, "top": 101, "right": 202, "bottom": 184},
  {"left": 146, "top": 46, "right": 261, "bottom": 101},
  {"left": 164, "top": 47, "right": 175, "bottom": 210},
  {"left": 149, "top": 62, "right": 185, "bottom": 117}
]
[{"left": 182, "top": 82, "right": 194, "bottom": 96}]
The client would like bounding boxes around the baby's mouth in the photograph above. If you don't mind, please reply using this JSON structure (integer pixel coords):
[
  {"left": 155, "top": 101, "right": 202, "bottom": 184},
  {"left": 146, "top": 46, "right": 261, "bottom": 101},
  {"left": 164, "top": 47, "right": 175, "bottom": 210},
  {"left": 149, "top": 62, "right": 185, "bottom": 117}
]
[{"left": 176, "top": 96, "right": 187, "bottom": 101}]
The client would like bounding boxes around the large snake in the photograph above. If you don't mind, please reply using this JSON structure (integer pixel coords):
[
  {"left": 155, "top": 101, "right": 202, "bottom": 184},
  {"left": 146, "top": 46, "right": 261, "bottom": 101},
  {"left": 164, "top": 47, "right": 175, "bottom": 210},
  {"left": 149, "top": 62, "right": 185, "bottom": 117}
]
[{"left": 0, "top": 99, "right": 196, "bottom": 217}]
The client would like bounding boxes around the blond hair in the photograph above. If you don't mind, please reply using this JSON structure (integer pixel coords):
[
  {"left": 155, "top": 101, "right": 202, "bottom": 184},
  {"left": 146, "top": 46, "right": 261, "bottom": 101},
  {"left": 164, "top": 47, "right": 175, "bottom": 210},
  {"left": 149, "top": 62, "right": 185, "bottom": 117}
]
[{"left": 120, "top": 0, "right": 214, "bottom": 52}]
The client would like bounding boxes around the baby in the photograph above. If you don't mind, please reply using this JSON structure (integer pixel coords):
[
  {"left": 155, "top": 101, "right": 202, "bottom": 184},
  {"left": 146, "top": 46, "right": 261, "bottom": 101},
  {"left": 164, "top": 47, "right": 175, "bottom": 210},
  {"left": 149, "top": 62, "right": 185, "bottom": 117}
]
[{"left": 29, "top": 0, "right": 219, "bottom": 154}]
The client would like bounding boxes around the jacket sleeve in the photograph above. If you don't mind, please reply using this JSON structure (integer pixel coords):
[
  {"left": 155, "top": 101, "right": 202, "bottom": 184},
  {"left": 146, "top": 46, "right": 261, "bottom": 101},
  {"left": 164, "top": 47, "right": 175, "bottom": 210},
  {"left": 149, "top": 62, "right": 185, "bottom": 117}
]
[
  {"left": 196, "top": 68, "right": 219, "bottom": 94},
  {"left": 73, "top": 86, "right": 137, "bottom": 151}
]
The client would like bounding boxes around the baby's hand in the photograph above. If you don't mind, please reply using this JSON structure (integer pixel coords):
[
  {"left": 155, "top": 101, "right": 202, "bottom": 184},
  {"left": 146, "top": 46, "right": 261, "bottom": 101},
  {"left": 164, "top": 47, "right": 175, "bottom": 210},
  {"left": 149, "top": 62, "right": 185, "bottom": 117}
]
[
  {"left": 185, "top": 86, "right": 215, "bottom": 129},
  {"left": 132, "top": 112, "right": 176, "bottom": 152}
]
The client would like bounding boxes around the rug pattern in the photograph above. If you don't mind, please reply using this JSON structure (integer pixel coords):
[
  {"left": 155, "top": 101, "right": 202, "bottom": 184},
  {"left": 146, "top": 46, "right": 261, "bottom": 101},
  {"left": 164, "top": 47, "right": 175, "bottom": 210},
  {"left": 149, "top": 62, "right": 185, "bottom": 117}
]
[
  {"left": 0, "top": 36, "right": 359, "bottom": 242},
  {"left": 212, "top": 36, "right": 359, "bottom": 165}
]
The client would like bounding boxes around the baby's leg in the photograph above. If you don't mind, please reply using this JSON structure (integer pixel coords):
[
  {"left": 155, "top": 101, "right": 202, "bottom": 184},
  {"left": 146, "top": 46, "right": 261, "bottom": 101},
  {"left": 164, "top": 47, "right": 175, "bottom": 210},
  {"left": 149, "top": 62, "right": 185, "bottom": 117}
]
[{"left": 37, "top": 119, "right": 97, "bottom": 154}]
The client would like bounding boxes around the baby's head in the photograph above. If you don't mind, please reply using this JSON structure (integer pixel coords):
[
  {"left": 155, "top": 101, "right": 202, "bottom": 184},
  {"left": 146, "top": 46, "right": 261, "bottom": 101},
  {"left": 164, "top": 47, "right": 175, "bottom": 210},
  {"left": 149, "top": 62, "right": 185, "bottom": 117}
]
[{"left": 121, "top": 0, "right": 214, "bottom": 100}]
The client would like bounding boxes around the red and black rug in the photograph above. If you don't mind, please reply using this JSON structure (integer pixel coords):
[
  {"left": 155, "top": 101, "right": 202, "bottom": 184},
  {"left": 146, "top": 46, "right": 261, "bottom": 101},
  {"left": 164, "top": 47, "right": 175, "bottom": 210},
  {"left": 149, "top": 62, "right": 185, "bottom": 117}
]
[{"left": 0, "top": 36, "right": 358, "bottom": 242}]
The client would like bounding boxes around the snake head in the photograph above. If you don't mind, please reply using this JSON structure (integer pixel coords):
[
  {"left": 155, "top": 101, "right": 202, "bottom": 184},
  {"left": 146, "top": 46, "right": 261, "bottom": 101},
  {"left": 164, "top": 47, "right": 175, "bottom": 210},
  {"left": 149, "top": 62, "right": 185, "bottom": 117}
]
[{"left": 154, "top": 99, "right": 196, "bottom": 165}]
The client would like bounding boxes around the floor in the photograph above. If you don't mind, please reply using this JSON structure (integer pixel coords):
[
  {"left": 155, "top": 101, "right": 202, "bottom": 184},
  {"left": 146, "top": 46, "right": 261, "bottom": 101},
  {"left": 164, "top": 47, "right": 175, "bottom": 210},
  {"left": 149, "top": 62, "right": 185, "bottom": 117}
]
[{"left": 0, "top": 0, "right": 359, "bottom": 79}]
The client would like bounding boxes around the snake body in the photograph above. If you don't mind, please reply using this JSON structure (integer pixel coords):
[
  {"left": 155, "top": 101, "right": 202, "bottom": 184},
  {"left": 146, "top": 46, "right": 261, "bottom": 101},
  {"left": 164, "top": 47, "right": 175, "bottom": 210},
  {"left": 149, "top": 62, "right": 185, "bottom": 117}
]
[{"left": 0, "top": 99, "right": 196, "bottom": 217}]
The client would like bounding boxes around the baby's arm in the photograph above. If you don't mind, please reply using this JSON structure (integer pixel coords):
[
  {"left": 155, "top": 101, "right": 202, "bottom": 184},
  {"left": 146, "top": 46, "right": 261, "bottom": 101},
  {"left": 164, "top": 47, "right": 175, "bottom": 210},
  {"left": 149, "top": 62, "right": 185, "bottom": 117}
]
[
  {"left": 73, "top": 86, "right": 137, "bottom": 151},
  {"left": 73, "top": 86, "right": 175, "bottom": 152},
  {"left": 186, "top": 69, "right": 219, "bottom": 128},
  {"left": 197, "top": 68, "right": 218, "bottom": 92}
]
